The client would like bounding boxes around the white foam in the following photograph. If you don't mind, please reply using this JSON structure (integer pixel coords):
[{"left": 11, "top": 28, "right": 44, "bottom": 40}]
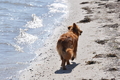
[
  {"left": 15, "top": 29, "right": 38, "bottom": 44},
  {"left": 48, "top": 3, "right": 67, "bottom": 13},
  {"left": 24, "top": 14, "right": 43, "bottom": 28},
  {"left": 55, "top": 0, "right": 67, "bottom": 3},
  {"left": 16, "top": 62, "right": 28, "bottom": 65},
  {"left": 13, "top": 45, "right": 24, "bottom": 52}
]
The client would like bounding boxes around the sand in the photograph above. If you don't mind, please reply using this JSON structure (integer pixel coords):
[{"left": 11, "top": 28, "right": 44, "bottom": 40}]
[{"left": 19, "top": 0, "right": 120, "bottom": 80}]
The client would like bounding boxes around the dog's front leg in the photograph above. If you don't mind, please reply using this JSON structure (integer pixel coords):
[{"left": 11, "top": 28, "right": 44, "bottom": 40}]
[{"left": 61, "top": 59, "right": 63, "bottom": 66}]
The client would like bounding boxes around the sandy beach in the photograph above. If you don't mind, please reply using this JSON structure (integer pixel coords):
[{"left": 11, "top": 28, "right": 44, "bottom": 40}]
[{"left": 19, "top": 0, "right": 120, "bottom": 80}]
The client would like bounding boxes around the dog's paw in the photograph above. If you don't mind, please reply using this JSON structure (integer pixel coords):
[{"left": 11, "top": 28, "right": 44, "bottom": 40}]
[
  {"left": 71, "top": 57, "right": 74, "bottom": 61},
  {"left": 63, "top": 67, "right": 67, "bottom": 70}
]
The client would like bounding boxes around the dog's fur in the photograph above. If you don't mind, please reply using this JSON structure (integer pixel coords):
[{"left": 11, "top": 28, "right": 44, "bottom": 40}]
[{"left": 57, "top": 23, "right": 82, "bottom": 70}]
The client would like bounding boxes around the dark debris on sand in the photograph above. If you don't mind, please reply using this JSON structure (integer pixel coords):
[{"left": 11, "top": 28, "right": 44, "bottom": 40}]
[
  {"left": 95, "top": 39, "right": 108, "bottom": 45},
  {"left": 82, "top": 7, "right": 93, "bottom": 14},
  {"left": 93, "top": 54, "right": 106, "bottom": 58},
  {"left": 108, "top": 68, "right": 118, "bottom": 71},
  {"left": 101, "top": 78, "right": 116, "bottom": 80},
  {"left": 78, "top": 17, "right": 91, "bottom": 23},
  {"left": 80, "top": 2, "right": 89, "bottom": 4},
  {"left": 85, "top": 61, "right": 97, "bottom": 65},
  {"left": 103, "top": 23, "right": 119, "bottom": 28},
  {"left": 93, "top": 53, "right": 118, "bottom": 58},
  {"left": 106, "top": 53, "right": 118, "bottom": 58}
]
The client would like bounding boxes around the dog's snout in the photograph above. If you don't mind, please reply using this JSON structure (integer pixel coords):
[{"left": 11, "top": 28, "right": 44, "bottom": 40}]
[{"left": 80, "top": 30, "right": 83, "bottom": 35}]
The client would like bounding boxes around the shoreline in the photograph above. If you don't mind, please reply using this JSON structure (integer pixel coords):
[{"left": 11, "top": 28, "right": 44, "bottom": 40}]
[{"left": 19, "top": 0, "right": 120, "bottom": 80}]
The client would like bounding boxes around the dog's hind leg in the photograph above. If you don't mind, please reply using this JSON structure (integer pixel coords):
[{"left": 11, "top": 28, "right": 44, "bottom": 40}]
[
  {"left": 61, "top": 56, "right": 64, "bottom": 66},
  {"left": 67, "top": 60, "right": 70, "bottom": 65},
  {"left": 62, "top": 59, "right": 67, "bottom": 70}
]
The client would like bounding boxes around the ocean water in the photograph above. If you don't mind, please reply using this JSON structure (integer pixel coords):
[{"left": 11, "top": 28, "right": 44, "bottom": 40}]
[{"left": 0, "top": 0, "right": 68, "bottom": 80}]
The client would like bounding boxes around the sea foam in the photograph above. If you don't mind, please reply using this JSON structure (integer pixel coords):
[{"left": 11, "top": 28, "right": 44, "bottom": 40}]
[
  {"left": 15, "top": 29, "right": 38, "bottom": 44},
  {"left": 48, "top": 2, "right": 67, "bottom": 13},
  {"left": 24, "top": 14, "right": 43, "bottom": 28}
]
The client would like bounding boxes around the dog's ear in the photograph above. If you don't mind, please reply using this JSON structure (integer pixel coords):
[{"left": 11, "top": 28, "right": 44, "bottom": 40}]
[
  {"left": 73, "top": 23, "right": 77, "bottom": 30},
  {"left": 73, "top": 23, "right": 76, "bottom": 27}
]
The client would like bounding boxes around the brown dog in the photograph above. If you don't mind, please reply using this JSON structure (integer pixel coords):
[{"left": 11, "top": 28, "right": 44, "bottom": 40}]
[{"left": 57, "top": 23, "right": 82, "bottom": 70}]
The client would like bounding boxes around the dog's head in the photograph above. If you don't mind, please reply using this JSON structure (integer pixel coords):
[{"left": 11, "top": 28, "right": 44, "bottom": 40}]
[{"left": 68, "top": 23, "right": 82, "bottom": 36}]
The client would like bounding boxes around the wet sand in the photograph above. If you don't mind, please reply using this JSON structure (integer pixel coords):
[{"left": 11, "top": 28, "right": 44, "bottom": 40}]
[{"left": 19, "top": 0, "right": 120, "bottom": 80}]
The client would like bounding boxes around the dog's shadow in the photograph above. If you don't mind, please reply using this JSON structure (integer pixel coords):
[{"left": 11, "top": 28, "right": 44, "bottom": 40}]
[{"left": 55, "top": 62, "right": 79, "bottom": 74}]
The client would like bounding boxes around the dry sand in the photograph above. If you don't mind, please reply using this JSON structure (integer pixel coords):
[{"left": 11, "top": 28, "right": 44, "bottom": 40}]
[{"left": 19, "top": 0, "right": 120, "bottom": 80}]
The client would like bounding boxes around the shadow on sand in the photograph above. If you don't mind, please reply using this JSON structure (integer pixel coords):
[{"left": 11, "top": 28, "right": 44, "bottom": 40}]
[{"left": 55, "top": 62, "right": 79, "bottom": 74}]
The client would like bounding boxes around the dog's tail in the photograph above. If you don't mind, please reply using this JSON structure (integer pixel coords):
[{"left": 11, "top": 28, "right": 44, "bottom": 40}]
[{"left": 65, "top": 48, "right": 74, "bottom": 60}]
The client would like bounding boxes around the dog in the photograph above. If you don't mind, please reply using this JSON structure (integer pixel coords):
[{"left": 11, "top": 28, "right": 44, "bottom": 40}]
[{"left": 57, "top": 23, "right": 82, "bottom": 70}]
